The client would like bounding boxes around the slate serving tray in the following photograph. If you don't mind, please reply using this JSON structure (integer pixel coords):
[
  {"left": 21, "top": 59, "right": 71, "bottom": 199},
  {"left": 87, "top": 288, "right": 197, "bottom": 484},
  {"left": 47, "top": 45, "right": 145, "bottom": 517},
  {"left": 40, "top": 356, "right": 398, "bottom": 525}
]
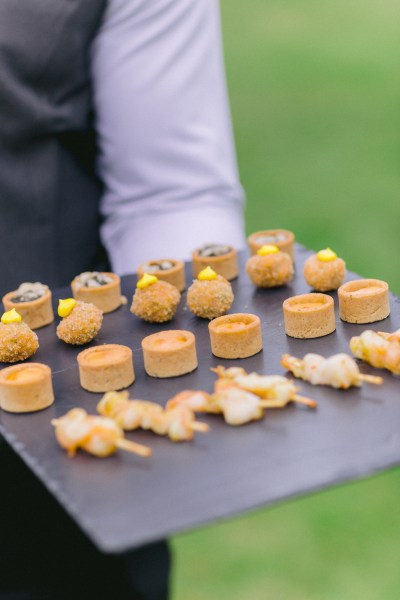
[{"left": 1, "top": 245, "right": 399, "bottom": 554}]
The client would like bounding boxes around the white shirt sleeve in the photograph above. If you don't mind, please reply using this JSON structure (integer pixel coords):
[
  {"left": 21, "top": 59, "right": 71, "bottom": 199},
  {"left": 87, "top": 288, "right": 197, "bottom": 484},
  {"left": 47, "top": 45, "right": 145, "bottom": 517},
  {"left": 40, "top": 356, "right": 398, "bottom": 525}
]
[{"left": 91, "top": 0, "right": 245, "bottom": 274}]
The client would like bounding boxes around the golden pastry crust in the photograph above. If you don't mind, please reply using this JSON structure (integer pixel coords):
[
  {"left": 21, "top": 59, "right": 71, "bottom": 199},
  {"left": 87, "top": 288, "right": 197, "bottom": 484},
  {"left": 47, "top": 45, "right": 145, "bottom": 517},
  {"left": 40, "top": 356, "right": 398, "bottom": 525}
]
[
  {"left": 283, "top": 293, "right": 335, "bottom": 338},
  {"left": 131, "top": 281, "right": 180, "bottom": 323},
  {"left": 0, "top": 363, "right": 54, "bottom": 413},
  {"left": 71, "top": 272, "right": 122, "bottom": 313},
  {"left": 0, "top": 322, "right": 39, "bottom": 363},
  {"left": 77, "top": 344, "right": 135, "bottom": 392},
  {"left": 246, "top": 252, "right": 293, "bottom": 288},
  {"left": 208, "top": 313, "right": 262, "bottom": 359},
  {"left": 57, "top": 301, "right": 103, "bottom": 345},
  {"left": 3, "top": 286, "right": 54, "bottom": 330},
  {"left": 137, "top": 259, "right": 186, "bottom": 292},
  {"left": 192, "top": 246, "right": 238, "bottom": 281},
  {"left": 338, "top": 279, "right": 389, "bottom": 324},
  {"left": 187, "top": 275, "right": 234, "bottom": 319},
  {"left": 248, "top": 229, "right": 294, "bottom": 258},
  {"left": 304, "top": 255, "right": 346, "bottom": 291},
  {"left": 142, "top": 330, "right": 198, "bottom": 378}
]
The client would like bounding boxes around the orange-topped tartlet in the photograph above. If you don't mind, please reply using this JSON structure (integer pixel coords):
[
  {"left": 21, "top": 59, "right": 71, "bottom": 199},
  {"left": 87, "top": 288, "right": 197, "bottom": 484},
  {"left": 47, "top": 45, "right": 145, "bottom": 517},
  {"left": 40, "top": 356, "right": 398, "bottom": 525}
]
[
  {"left": 208, "top": 313, "right": 262, "bottom": 359},
  {"left": 338, "top": 279, "right": 389, "bottom": 324},
  {"left": 283, "top": 293, "right": 335, "bottom": 338},
  {"left": 0, "top": 362, "right": 54, "bottom": 413},
  {"left": 141, "top": 330, "right": 197, "bottom": 378},
  {"left": 77, "top": 344, "right": 135, "bottom": 392}
]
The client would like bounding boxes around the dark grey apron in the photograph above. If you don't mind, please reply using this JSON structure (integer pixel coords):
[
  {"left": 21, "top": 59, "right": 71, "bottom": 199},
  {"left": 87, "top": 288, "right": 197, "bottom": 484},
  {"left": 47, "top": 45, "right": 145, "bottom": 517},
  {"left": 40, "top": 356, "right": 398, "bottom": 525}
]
[{"left": 0, "top": 3, "right": 169, "bottom": 597}]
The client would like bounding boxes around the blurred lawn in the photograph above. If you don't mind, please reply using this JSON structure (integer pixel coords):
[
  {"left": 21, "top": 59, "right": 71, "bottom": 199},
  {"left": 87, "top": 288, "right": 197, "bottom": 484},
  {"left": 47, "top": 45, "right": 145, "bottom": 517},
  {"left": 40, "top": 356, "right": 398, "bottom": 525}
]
[{"left": 172, "top": 1, "right": 400, "bottom": 599}]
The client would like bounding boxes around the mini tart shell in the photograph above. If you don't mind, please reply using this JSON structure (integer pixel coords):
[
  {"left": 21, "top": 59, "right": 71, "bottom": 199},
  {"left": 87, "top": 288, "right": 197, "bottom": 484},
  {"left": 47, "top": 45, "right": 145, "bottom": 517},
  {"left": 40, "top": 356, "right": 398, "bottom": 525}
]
[
  {"left": 71, "top": 272, "right": 122, "bottom": 313},
  {"left": 338, "top": 279, "right": 390, "bottom": 324},
  {"left": 283, "top": 293, "right": 335, "bottom": 338},
  {"left": 141, "top": 330, "right": 198, "bottom": 378},
  {"left": 208, "top": 313, "right": 262, "bottom": 359},
  {"left": 2, "top": 287, "right": 54, "bottom": 330},
  {"left": 303, "top": 255, "right": 346, "bottom": 292},
  {"left": 0, "top": 363, "right": 54, "bottom": 413},
  {"left": 246, "top": 252, "right": 293, "bottom": 288},
  {"left": 248, "top": 229, "right": 295, "bottom": 259},
  {"left": 77, "top": 344, "right": 135, "bottom": 392},
  {"left": 192, "top": 247, "right": 238, "bottom": 281},
  {"left": 137, "top": 260, "right": 186, "bottom": 292}
]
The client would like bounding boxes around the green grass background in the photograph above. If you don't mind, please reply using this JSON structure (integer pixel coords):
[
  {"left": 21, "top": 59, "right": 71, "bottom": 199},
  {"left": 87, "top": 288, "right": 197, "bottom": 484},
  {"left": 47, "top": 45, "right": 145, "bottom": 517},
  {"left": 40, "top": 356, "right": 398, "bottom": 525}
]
[{"left": 172, "top": 1, "right": 400, "bottom": 598}]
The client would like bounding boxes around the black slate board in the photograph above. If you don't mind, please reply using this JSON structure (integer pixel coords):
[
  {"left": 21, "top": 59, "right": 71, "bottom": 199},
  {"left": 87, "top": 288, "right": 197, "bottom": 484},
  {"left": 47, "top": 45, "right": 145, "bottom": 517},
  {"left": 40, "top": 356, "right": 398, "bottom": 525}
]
[{"left": 1, "top": 245, "right": 400, "bottom": 554}]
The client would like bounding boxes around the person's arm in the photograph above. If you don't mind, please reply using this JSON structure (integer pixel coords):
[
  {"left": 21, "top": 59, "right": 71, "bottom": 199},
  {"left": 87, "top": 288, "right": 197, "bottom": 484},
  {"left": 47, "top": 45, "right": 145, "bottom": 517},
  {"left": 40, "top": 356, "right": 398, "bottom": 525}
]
[{"left": 91, "top": 0, "right": 245, "bottom": 274}]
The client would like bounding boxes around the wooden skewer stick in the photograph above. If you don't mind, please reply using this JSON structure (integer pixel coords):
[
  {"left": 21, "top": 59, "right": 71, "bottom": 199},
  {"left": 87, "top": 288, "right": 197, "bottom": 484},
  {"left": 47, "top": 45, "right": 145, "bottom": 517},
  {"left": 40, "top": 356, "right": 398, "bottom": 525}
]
[
  {"left": 293, "top": 394, "right": 317, "bottom": 408},
  {"left": 190, "top": 421, "right": 210, "bottom": 433},
  {"left": 357, "top": 374, "right": 383, "bottom": 385},
  {"left": 116, "top": 438, "right": 152, "bottom": 457}
]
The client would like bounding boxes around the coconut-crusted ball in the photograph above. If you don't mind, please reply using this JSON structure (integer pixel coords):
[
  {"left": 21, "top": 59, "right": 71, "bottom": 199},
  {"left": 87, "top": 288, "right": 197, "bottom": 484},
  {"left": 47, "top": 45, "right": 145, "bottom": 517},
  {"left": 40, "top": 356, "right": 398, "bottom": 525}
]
[
  {"left": 0, "top": 322, "right": 39, "bottom": 362},
  {"left": 304, "top": 254, "right": 346, "bottom": 291},
  {"left": 246, "top": 252, "right": 293, "bottom": 288},
  {"left": 57, "top": 301, "right": 103, "bottom": 345},
  {"left": 187, "top": 275, "right": 234, "bottom": 319},
  {"left": 131, "top": 280, "right": 180, "bottom": 323}
]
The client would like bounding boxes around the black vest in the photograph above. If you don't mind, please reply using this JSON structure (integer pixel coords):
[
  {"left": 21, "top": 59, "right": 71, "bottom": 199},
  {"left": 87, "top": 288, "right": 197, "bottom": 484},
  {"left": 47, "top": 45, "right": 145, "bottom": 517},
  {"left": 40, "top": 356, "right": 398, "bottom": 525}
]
[{"left": 0, "top": 0, "right": 107, "bottom": 296}]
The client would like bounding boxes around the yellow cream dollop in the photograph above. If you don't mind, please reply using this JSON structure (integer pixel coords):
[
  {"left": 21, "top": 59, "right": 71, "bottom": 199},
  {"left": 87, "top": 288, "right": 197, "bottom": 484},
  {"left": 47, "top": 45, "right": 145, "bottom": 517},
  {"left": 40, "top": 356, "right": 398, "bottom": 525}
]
[
  {"left": 58, "top": 298, "right": 77, "bottom": 318},
  {"left": 1, "top": 308, "right": 22, "bottom": 324},
  {"left": 317, "top": 248, "right": 337, "bottom": 262},
  {"left": 257, "top": 244, "right": 279, "bottom": 256},
  {"left": 198, "top": 266, "right": 217, "bottom": 281},
  {"left": 137, "top": 273, "right": 158, "bottom": 289}
]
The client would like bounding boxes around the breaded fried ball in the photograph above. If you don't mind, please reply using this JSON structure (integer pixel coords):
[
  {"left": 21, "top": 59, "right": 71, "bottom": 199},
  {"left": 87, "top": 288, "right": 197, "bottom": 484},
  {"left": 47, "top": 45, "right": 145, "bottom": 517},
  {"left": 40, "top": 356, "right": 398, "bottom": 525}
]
[
  {"left": 131, "top": 281, "right": 180, "bottom": 323},
  {"left": 187, "top": 275, "right": 234, "bottom": 319},
  {"left": 246, "top": 252, "right": 293, "bottom": 288},
  {"left": 0, "top": 322, "right": 39, "bottom": 362},
  {"left": 57, "top": 301, "right": 103, "bottom": 345},
  {"left": 304, "top": 254, "right": 346, "bottom": 291}
]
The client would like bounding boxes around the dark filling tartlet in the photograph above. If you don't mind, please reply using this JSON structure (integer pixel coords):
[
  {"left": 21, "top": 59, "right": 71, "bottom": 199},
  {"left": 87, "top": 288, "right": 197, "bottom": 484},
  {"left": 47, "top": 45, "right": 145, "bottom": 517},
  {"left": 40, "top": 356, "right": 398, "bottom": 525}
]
[
  {"left": 12, "top": 282, "right": 46, "bottom": 303},
  {"left": 74, "top": 272, "right": 113, "bottom": 289},
  {"left": 254, "top": 233, "right": 288, "bottom": 245},
  {"left": 197, "top": 244, "right": 232, "bottom": 258},
  {"left": 141, "top": 261, "right": 176, "bottom": 272}
]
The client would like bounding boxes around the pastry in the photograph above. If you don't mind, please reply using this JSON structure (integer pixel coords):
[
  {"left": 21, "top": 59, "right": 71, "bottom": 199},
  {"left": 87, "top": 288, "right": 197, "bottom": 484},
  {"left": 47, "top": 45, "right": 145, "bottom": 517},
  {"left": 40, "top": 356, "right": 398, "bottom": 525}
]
[
  {"left": 141, "top": 330, "right": 198, "bottom": 378},
  {"left": 208, "top": 313, "right": 262, "bottom": 359},
  {"left": 338, "top": 279, "right": 389, "bottom": 324},
  {"left": 2, "top": 282, "right": 54, "bottom": 329},
  {"left": 192, "top": 244, "right": 238, "bottom": 281},
  {"left": 0, "top": 309, "right": 39, "bottom": 363},
  {"left": 71, "top": 271, "right": 123, "bottom": 313},
  {"left": 0, "top": 362, "right": 54, "bottom": 413},
  {"left": 77, "top": 344, "right": 135, "bottom": 392},
  {"left": 248, "top": 229, "right": 295, "bottom": 258},
  {"left": 246, "top": 244, "right": 293, "bottom": 288},
  {"left": 304, "top": 248, "right": 346, "bottom": 291},
  {"left": 131, "top": 274, "right": 180, "bottom": 323},
  {"left": 137, "top": 259, "right": 186, "bottom": 292},
  {"left": 283, "top": 293, "right": 335, "bottom": 338},
  {"left": 187, "top": 266, "right": 234, "bottom": 319},
  {"left": 56, "top": 299, "right": 103, "bottom": 345}
]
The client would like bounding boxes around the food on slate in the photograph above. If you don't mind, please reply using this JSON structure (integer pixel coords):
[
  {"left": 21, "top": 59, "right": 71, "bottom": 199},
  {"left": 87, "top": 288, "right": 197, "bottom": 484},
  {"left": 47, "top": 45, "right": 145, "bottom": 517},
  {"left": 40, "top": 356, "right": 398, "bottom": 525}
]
[
  {"left": 56, "top": 298, "right": 103, "bottom": 345},
  {"left": 0, "top": 309, "right": 39, "bottom": 362},
  {"left": 187, "top": 266, "right": 234, "bottom": 319},
  {"left": 303, "top": 248, "right": 346, "bottom": 292},
  {"left": 246, "top": 244, "right": 293, "bottom": 288}
]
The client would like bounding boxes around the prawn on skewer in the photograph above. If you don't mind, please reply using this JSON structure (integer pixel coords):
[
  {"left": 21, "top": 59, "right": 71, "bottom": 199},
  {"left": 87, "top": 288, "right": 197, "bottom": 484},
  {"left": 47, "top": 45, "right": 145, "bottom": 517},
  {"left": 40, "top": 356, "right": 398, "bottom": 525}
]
[
  {"left": 97, "top": 392, "right": 209, "bottom": 442},
  {"left": 281, "top": 353, "right": 382, "bottom": 389},
  {"left": 350, "top": 330, "right": 400, "bottom": 375},
  {"left": 52, "top": 408, "right": 152, "bottom": 458}
]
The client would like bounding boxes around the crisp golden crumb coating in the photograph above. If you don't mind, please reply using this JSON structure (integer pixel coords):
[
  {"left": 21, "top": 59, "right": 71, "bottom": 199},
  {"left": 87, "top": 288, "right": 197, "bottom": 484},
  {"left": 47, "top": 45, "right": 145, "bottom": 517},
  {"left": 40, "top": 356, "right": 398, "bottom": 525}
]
[
  {"left": 246, "top": 252, "right": 293, "bottom": 288},
  {"left": 187, "top": 275, "right": 234, "bottom": 319},
  {"left": 131, "top": 281, "right": 180, "bottom": 323},
  {"left": 57, "top": 301, "right": 103, "bottom": 345},
  {"left": 0, "top": 322, "right": 39, "bottom": 362},
  {"left": 304, "top": 255, "right": 346, "bottom": 291}
]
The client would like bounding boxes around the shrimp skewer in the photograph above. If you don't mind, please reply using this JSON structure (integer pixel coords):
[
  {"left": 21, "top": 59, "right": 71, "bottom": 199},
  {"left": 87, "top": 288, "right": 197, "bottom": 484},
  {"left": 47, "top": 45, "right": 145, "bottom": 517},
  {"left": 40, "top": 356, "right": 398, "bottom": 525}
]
[
  {"left": 350, "top": 330, "right": 400, "bottom": 375},
  {"left": 52, "top": 408, "right": 152, "bottom": 458},
  {"left": 281, "top": 353, "right": 383, "bottom": 389},
  {"left": 97, "top": 392, "right": 209, "bottom": 442}
]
